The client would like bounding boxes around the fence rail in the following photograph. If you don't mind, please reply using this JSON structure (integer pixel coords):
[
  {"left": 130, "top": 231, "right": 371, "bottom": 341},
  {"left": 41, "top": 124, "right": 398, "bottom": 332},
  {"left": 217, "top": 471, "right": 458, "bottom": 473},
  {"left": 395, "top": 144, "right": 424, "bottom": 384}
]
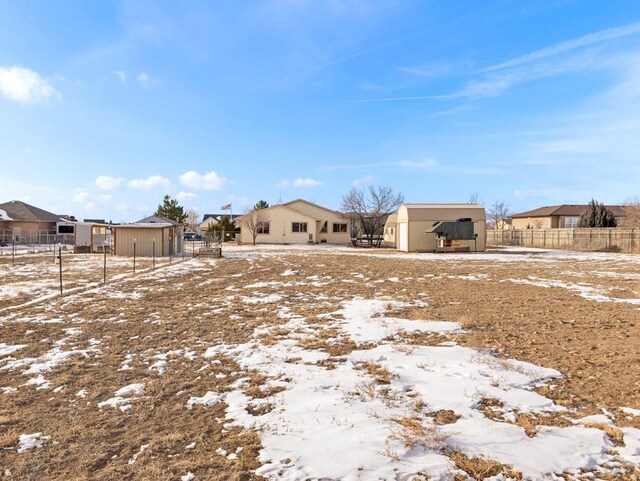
[{"left": 487, "top": 228, "right": 640, "bottom": 253}]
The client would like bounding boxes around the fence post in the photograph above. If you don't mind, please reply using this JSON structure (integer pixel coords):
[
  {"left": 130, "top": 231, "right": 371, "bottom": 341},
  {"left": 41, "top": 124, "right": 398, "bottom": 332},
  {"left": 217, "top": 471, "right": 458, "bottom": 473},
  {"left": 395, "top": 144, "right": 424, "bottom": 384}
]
[
  {"left": 152, "top": 238, "right": 156, "bottom": 270},
  {"left": 133, "top": 238, "right": 137, "bottom": 273},
  {"left": 58, "top": 245, "right": 63, "bottom": 294},
  {"left": 103, "top": 242, "right": 107, "bottom": 284}
]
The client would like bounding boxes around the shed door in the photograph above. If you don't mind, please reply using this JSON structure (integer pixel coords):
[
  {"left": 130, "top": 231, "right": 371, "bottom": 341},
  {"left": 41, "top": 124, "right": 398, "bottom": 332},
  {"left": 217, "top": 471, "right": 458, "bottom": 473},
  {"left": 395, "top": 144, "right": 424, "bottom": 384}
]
[{"left": 399, "top": 223, "right": 408, "bottom": 251}]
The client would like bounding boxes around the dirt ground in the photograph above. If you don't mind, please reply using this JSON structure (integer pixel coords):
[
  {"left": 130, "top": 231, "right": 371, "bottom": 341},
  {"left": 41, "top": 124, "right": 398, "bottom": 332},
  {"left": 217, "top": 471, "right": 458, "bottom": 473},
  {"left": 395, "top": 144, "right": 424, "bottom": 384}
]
[{"left": 0, "top": 246, "right": 639, "bottom": 480}]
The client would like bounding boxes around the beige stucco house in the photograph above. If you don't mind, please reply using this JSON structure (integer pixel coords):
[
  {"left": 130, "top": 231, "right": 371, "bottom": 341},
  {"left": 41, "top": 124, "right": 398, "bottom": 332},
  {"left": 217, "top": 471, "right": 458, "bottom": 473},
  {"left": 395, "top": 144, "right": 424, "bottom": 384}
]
[
  {"left": 112, "top": 216, "right": 184, "bottom": 257},
  {"left": 511, "top": 205, "right": 625, "bottom": 229},
  {"left": 239, "top": 199, "right": 350, "bottom": 245},
  {"left": 386, "top": 204, "right": 486, "bottom": 252}
]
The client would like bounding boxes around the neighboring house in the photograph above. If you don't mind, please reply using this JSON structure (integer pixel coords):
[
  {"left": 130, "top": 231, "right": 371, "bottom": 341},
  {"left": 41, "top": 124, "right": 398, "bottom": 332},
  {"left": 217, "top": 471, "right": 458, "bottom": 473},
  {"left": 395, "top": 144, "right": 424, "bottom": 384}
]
[
  {"left": 198, "top": 213, "right": 242, "bottom": 233},
  {"left": 239, "top": 199, "right": 350, "bottom": 245},
  {"left": 511, "top": 205, "right": 625, "bottom": 229},
  {"left": 112, "top": 215, "right": 184, "bottom": 256},
  {"left": 387, "top": 204, "right": 486, "bottom": 252},
  {"left": 0, "top": 200, "right": 63, "bottom": 243}
]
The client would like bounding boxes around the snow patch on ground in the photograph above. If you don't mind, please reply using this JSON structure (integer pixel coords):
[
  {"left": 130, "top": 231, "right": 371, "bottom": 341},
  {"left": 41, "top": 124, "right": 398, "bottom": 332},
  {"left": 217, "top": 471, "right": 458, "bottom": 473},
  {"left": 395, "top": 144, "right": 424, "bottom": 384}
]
[
  {"left": 186, "top": 391, "right": 223, "bottom": 409},
  {"left": 17, "top": 433, "right": 49, "bottom": 453},
  {"left": 0, "top": 343, "right": 26, "bottom": 357},
  {"left": 507, "top": 277, "right": 640, "bottom": 305},
  {"left": 98, "top": 383, "right": 145, "bottom": 412},
  {"left": 193, "top": 298, "right": 638, "bottom": 480}
]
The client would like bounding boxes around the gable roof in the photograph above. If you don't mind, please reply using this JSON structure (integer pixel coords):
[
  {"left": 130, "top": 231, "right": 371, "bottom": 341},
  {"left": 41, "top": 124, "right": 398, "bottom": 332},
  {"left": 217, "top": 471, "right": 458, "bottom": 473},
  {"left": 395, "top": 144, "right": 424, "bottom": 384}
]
[
  {"left": 512, "top": 204, "right": 625, "bottom": 219},
  {"left": 237, "top": 203, "right": 321, "bottom": 222},
  {"left": 135, "top": 215, "right": 180, "bottom": 225},
  {"left": 283, "top": 199, "right": 343, "bottom": 216},
  {"left": 201, "top": 213, "right": 241, "bottom": 223},
  {"left": 384, "top": 213, "right": 397, "bottom": 227},
  {"left": 0, "top": 200, "right": 61, "bottom": 222}
]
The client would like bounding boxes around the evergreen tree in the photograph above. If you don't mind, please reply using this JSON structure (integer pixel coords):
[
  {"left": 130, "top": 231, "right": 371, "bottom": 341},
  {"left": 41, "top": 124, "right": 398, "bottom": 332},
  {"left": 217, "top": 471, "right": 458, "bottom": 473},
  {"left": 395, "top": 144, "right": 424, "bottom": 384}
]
[
  {"left": 154, "top": 195, "right": 188, "bottom": 225},
  {"left": 578, "top": 199, "right": 617, "bottom": 228},
  {"left": 254, "top": 200, "right": 269, "bottom": 210},
  {"left": 205, "top": 215, "right": 237, "bottom": 241}
]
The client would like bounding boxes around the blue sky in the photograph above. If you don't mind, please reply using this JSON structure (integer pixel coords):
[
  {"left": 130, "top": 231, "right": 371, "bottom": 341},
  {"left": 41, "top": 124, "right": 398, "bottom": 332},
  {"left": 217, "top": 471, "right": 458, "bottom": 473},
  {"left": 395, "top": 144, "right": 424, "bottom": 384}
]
[{"left": 1, "top": 1, "right": 640, "bottom": 222}]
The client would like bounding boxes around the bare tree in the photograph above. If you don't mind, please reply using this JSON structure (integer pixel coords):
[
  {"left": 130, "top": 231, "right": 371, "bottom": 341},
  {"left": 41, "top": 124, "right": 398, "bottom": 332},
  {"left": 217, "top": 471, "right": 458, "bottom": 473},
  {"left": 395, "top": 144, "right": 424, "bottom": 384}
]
[
  {"left": 622, "top": 197, "right": 640, "bottom": 228},
  {"left": 341, "top": 186, "right": 404, "bottom": 247},
  {"left": 186, "top": 209, "right": 199, "bottom": 232},
  {"left": 239, "top": 207, "right": 269, "bottom": 246},
  {"left": 488, "top": 200, "right": 509, "bottom": 230},
  {"left": 468, "top": 192, "right": 483, "bottom": 205}
]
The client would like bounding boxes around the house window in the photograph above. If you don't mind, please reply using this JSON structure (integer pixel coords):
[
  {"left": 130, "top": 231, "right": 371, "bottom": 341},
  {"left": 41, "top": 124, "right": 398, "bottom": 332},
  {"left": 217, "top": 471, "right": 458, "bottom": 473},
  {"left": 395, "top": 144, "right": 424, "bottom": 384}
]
[
  {"left": 564, "top": 217, "right": 579, "bottom": 228},
  {"left": 257, "top": 222, "right": 270, "bottom": 234},
  {"left": 332, "top": 223, "right": 348, "bottom": 233},
  {"left": 320, "top": 221, "right": 327, "bottom": 233},
  {"left": 292, "top": 222, "right": 308, "bottom": 233}
]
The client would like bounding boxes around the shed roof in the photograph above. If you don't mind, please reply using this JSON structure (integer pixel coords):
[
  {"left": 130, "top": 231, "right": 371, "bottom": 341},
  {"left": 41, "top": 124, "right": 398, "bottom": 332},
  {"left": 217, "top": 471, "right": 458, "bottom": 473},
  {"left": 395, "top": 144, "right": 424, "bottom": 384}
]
[
  {"left": 401, "top": 204, "right": 486, "bottom": 222},
  {"left": 384, "top": 213, "right": 397, "bottom": 227},
  {"left": 0, "top": 200, "right": 61, "bottom": 222},
  {"left": 113, "top": 223, "right": 175, "bottom": 229},
  {"left": 512, "top": 204, "right": 625, "bottom": 218},
  {"left": 136, "top": 215, "right": 180, "bottom": 225}
]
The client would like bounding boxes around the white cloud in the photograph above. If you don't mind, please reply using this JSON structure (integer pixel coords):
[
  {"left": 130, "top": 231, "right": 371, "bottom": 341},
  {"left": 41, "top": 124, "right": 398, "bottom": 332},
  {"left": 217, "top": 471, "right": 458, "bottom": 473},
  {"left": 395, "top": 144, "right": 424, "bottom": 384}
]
[
  {"left": 0, "top": 66, "right": 61, "bottom": 104},
  {"left": 137, "top": 72, "right": 150, "bottom": 87},
  {"left": 95, "top": 175, "right": 125, "bottom": 191},
  {"left": 73, "top": 188, "right": 112, "bottom": 208},
  {"left": 128, "top": 175, "right": 170, "bottom": 191},
  {"left": 393, "top": 158, "right": 441, "bottom": 170},
  {"left": 115, "top": 71, "right": 127, "bottom": 83},
  {"left": 352, "top": 174, "right": 374, "bottom": 187},
  {"left": 179, "top": 170, "right": 229, "bottom": 191},
  {"left": 396, "top": 62, "right": 453, "bottom": 78},
  {"left": 275, "top": 179, "right": 290, "bottom": 188},
  {"left": 484, "top": 22, "right": 640, "bottom": 73},
  {"left": 293, "top": 177, "right": 322, "bottom": 187},
  {"left": 176, "top": 191, "right": 197, "bottom": 201}
]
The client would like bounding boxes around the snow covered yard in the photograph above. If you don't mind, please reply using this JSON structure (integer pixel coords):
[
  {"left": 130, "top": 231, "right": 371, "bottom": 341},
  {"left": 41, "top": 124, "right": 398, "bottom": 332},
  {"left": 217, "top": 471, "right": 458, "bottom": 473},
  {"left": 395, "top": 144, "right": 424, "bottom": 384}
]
[{"left": 0, "top": 246, "right": 639, "bottom": 480}]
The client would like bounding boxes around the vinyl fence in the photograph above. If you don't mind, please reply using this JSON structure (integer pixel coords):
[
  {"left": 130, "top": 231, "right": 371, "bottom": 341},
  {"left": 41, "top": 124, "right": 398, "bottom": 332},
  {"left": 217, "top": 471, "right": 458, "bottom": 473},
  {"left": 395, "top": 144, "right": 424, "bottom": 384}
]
[{"left": 487, "top": 228, "right": 640, "bottom": 253}]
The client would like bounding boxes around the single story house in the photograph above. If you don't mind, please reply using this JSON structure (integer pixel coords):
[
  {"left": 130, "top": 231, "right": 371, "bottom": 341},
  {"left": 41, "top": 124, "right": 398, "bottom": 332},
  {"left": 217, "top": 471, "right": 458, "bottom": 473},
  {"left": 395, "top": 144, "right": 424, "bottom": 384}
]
[
  {"left": 511, "top": 205, "right": 625, "bottom": 229},
  {"left": 112, "top": 216, "right": 184, "bottom": 257},
  {"left": 0, "top": 200, "right": 63, "bottom": 244},
  {"left": 198, "top": 213, "right": 242, "bottom": 233},
  {"left": 387, "top": 204, "right": 486, "bottom": 252},
  {"left": 239, "top": 199, "right": 350, "bottom": 245}
]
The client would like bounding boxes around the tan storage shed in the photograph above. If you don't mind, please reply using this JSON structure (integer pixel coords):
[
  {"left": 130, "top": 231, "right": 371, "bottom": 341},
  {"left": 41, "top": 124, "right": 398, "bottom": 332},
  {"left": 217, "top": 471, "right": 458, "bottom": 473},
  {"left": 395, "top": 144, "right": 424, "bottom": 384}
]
[
  {"left": 383, "top": 213, "right": 397, "bottom": 248},
  {"left": 394, "top": 204, "right": 486, "bottom": 252},
  {"left": 112, "top": 217, "right": 183, "bottom": 257}
]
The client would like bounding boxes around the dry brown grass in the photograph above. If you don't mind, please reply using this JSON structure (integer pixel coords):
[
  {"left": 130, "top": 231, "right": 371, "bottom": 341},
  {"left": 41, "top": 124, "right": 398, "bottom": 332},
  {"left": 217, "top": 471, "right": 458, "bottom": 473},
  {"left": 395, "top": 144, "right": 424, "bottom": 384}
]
[
  {"left": 2, "top": 249, "right": 640, "bottom": 479},
  {"left": 427, "top": 410, "right": 461, "bottom": 425},
  {"left": 446, "top": 450, "right": 522, "bottom": 480},
  {"left": 582, "top": 422, "right": 626, "bottom": 447},
  {"left": 388, "top": 415, "right": 448, "bottom": 452},
  {"left": 358, "top": 361, "right": 395, "bottom": 384}
]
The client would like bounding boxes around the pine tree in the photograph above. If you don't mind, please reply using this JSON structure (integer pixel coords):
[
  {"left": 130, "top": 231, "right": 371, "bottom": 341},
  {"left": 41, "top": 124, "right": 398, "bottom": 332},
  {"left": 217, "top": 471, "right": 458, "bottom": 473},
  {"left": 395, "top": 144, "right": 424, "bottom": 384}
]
[
  {"left": 578, "top": 199, "right": 617, "bottom": 228},
  {"left": 205, "top": 215, "right": 237, "bottom": 241},
  {"left": 254, "top": 200, "right": 269, "bottom": 210},
  {"left": 154, "top": 195, "right": 188, "bottom": 225}
]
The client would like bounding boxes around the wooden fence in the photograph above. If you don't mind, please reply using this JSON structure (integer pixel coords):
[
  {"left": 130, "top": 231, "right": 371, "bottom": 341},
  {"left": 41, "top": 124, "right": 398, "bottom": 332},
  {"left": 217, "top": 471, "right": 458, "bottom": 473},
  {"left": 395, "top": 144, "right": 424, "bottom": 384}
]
[{"left": 486, "top": 228, "right": 640, "bottom": 253}]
